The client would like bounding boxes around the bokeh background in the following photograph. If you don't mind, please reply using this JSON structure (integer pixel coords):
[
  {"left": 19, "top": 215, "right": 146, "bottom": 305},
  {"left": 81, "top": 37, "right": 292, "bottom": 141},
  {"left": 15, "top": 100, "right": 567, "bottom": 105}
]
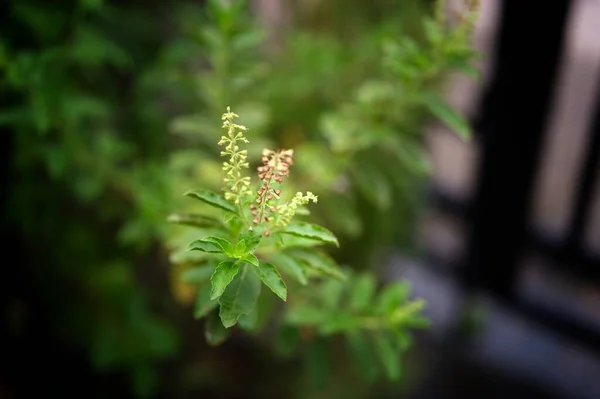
[{"left": 2, "top": 0, "right": 600, "bottom": 398}]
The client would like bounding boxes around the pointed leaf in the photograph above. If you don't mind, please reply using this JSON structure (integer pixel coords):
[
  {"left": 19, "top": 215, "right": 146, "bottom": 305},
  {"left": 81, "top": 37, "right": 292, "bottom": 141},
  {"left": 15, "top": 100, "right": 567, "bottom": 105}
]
[
  {"left": 219, "top": 266, "right": 262, "bottom": 328},
  {"left": 189, "top": 236, "right": 233, "bottom": 256},
  {"left": 268, "top": 253, "right": 308, "bottom": 285},
  {"left": 240, "top": 253, "right": 259, "bottom": 267},
  {"left": 375, "top": 281, "right": 410, "bottom": 316},
  {"left": 194, "top": 285, "right": 218, "bottom": 319},
  {"left": 181, "top": 265, "right": 214, "bottom": 284},
  {"left": 240, "top": 229, "right": 261, "bottom": 251},
  {"left": 280, "top": 222, "right": 339, "bottom": 247},
  {"left": 423, "top": 92, "right": 471, "bottom": 140},
  {"left": 257, "top": 262, "right": 287, "bottom": 301},
  {"left": 184, "top": 190, "right": 237, "bottom": 213},
  {"left": 376, "top": 282, "right": 410, "bottom": 316},
  {"left": 205, "top": 310, "right": 230, "bottom": 345},
  {"left": 189, "top": 240, "right": 222, "bottom": 254},
  {"left": 289, "top": 249, "right": 345, "bottom": 281},
  {"left": 234, "top": 240, "right": 246, "bottom": 257},
  {"left": 210, "top": 261, "right": 240, "bottom": 300}
]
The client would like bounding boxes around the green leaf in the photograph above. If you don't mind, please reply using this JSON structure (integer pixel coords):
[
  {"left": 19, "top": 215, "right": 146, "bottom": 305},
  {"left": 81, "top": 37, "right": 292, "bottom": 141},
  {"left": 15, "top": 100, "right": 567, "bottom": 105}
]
[
  {"left": 273, "top": 234, "right": 324, "bottom": 249},
  {"left": 376, "top": 282, "right": 411, "bottom": 316},
  {"left": 257, "top": 262, "right": 287, "bottom": 301},
  {"left": 289, "top": 250, "right": 345, "bottom": 281},
  {"left": 280, "top": 222, "right": 339, "bottom": 247},
  {"left": 210, "top": 261, "right": 240, "bottom": 300},
  {"left": 194, "top": 285, "right": 218, "bottom": 319},
  {"left": 239, "top": 253, "right": 259, "bottom": 267},
  {"left": 234, "top": 240, "right": 246, "bottom": 257},
  {"left": 350, "top": 273, "right": 377, "bottom": 312},
  {"left": 268, "top": 253, "right": 308, "bottom": 285},
  {"left": 167, "top": 213, "right": 222, "bottom": 229},
  {"left": 240, "top": 229, "right": 261, "bottom": 251},
  {"left": 205, "top": 310, "right": 230, "bottom": 345},
  {"left": 373, "top": 333, "right": 401, "bottom": 380},
  {"left": 185, "top": 190, "right": 237, "bottom": 213},
  {"left": 423, "top": 92, "right": 471, "bottom": 140},
  {"left": 181, "top": 265, "right": 214, "bottom": 284},
  {"left": 389, "top": 299, "right": 427, "bottom": 327},
  {"left": 189, "top": 236, "right": 234, "bottom": 256},
  {"left": 219, "top": 266, "right": 262, "bottom": 328},
  {"left": 346, "top": 331, "right": 379, "bottom": 382}
]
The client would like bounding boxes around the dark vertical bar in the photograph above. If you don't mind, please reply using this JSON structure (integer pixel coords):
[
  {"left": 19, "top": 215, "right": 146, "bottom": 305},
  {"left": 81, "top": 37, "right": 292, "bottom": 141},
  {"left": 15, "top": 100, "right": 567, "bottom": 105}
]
[
  {"left": 566, "top": 83, "right": 600, "bottom": 249},
  {"left": 463, "top": 0, "right": 573, "bottom": 298}
]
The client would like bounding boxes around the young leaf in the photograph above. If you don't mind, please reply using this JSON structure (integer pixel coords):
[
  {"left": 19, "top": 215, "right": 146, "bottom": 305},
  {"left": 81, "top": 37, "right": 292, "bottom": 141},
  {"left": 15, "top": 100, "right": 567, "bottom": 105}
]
[
  {"left": 240, "top": 229, "right": 261, "bottom": 251},
  {"left": 189, "top": 236, "right": 234, "bottom": 256},
  {"left": 257, "top": 262, "right": 287, "bottom": 301},
  {"left": 184, "top": 190, "right": 237, "bottom": 213},
  {"left": 389, "top": 299, "right": 427, "bottom": 326},
  {"left": 346, "top": 331, "right": 379, "bottom": 382},
  {"left": 181, "top": 265, "right": 214, "bottom": 284},
  {"left": 376, "top": 282, "right": 410, "bottom": 316},
  {"left": 219, "top": 266, "right": 262, "bottom": 328},
  {"left": 234, "top": 239, "right": 246, "bottom": 257},
  {"left": 373, "top": 333, "right": 401, "bottom": 380},
  {"left": 205, "top": 310, "right": 230, "bottom": 346},
  {"left": 194, "top": 284, "right": 218, "bottom": 319},
  {"left": 289, "top": 249, "right": 345, "bottom": 281},
  {"left": 239, "top": 253, "right": 259, "bottom": 267},
  {"left": 210, "top": 261, "right": 240, "bottom": 300},
  {"left": 268, "top": 253, "right": 308, "bottom": 286},
  {"left": 350, "top": 273, "right": 377, "bottom": 312},
  {"left": 423, "top": 91, "right": 471, "bottom": 140},
  {"left": 280, "top": 222, "right": 339, "bottom": 247}
]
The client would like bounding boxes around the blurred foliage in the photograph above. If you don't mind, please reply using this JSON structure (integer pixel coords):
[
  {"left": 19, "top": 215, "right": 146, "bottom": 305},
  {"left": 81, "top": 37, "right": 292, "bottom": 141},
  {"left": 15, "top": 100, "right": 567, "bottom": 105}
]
[
  {"left": 2, "top": 0, "right": 479, "bottom": 397},
  {"left": 1, "top": 0, "right": 181, "bottom": 396}
]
